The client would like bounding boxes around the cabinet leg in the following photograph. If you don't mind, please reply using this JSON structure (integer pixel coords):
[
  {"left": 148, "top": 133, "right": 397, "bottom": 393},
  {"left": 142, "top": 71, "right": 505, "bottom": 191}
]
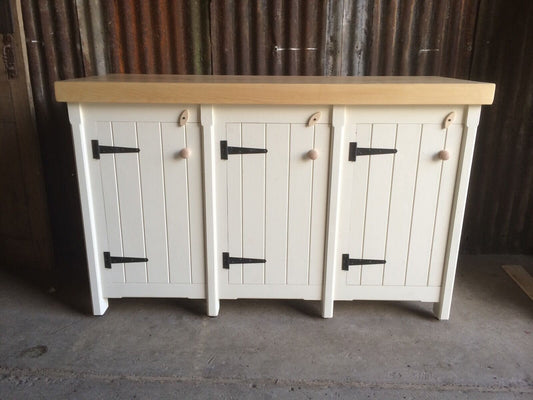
[
  {"left": 91, "top": 296, "right": 109, "bottom": 316},
  {"left": 207, "top": 298, "right": 220, "bottom": 317},
  {"left": 321, "top": 299, "right": 334, "bottom": 318},
  {"left": 433, "top": 301, "right": 451, "bottom": 320}
]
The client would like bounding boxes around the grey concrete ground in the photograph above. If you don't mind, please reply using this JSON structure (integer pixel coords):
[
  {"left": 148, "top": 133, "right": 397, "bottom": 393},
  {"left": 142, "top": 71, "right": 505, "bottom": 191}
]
[{"left": 1, "top": 254, "right": 532, "bottom": 399}]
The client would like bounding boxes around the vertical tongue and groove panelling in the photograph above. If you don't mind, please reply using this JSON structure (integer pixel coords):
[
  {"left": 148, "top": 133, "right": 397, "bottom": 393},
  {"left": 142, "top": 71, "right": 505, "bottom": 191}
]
[
  {"left": 217, "top": 118, "right": 330, "bottom": 290},
  {"left": 96, "top": 118, "right": 205, "bottom": 285},
  {"left": 338, "top": 113, "right": 463, "bottom": 292}
]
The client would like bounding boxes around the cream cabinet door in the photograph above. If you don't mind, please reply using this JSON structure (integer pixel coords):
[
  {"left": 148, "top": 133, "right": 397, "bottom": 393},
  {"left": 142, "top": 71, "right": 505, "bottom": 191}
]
[
  {"left": 214, "top": 106, "right": 331, "bottom": 299},
  {"left": 336, "top": 106, "right": 465, "bottom": 301},
  {"left": 82, "top": 104, "right": 205, "bottom": 298}
]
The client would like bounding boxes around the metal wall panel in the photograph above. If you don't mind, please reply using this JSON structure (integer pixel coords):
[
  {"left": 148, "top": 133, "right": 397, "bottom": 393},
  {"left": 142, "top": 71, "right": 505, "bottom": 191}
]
[
  {"left": 20, "top": 0, "right": 533, "bottom": 277},
  {"left": 21, "top": 0, "right": 87, "bottom": 275},
  {"left": 210, "top": 0, "right": 327, "bottom": 75},
  {"left": 463, "top": 0, "right": 533, "bottom": 253},
  {"left": 102, "top": 0, "right": 211, "bottom": 74},
  {"left": 334, "top": 0, "right": 479, "bottom": 77}
]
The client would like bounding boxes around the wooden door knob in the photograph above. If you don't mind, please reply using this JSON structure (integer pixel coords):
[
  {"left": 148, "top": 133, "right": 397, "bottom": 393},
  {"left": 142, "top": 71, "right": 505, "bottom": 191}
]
[
  {"left": 438, "top": 150, "right": 450, "bottom": 160},
  {"left": 180, "top": 148, "right": 192, "bottom": 159},
  {"left": 307, "top": 149, "right": 319, "bottom": 160}
]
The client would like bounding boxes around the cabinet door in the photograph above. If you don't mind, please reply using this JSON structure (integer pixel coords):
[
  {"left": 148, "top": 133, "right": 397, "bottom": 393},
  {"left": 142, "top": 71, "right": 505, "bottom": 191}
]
[
  {"left": 336, "top": 107, "right": 464, "bottom": 301},
  {"left": 215, "top": 106, "right": 330, "bottom": 300},
  {"left": 83, "top": 105, "right": 205, "bottom": 298}
]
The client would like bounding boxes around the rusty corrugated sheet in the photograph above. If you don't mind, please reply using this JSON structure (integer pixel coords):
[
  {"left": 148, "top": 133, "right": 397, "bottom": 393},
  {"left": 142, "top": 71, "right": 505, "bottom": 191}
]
[
  {"left": 20, "top": 0, "right": 533, "bottom": 270},
  {"left": 102, "top": 0, "right": 211, "bottom": 74},
  {"left": 21, "top": 0, "right": 87, "bottom": 275},
  {"left": 328, "top": 0, "right": 479, "bottom": 76},
  {"left": 210, "top": 0, "right": 327, "bottom": 75},
  {"left": 462, "top": 0, "right": 533, "bottom": 253}
]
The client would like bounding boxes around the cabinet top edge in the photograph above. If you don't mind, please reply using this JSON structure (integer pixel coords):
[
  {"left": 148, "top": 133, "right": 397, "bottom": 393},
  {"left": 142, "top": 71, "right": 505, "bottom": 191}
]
[{"left": 55, "top": 74, "right": 495, "bottom": 105}]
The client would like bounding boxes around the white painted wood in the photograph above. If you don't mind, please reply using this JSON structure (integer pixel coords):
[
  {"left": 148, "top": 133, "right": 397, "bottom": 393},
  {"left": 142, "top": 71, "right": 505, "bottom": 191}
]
[
  {"left": 347, "top": 124, "right": 371, "bottom": 285},
  {"left": 309, "top": 124, "right": 330, "bottom": 285},
  {"left": 65, "top": 98, "right": 485, "bottom": 318},
  {"left": 428, "top": 124, "right": 463, "bottom": 286},
  {"left": 434, "top": 105, "right": 481, "bottom": 320},
  {"left": 186, "top": 123, "right": 206, "bottom": 285},
  {"left": 287, "top": 124, "right": 314, "bottom": 285},
  {"left": 67, "top": 103, "right": 108, "bottom": 315},
  {"left": 216, "top": 108, "right": 329, "bottom": 300},
  {"left": 137, "top": 122, "right": 169, "bottom": 283},
  {"left": 84, "top": 103, "right": 200, "bottom": 123},
  {"left": 360, "top": 124, "right": 396, "bottom": 286},
  {"left": 96, "top": 121, "right": 125, "bottom": 284},
  {"left": 345, "top": 106, "right": 465, "bottom": 124},
  {"left": 336, "top": 106, "right": 474, "bottom": 314},
  {"left": 335, "top": 285, "right": 440, "bottom": 302},
  {"left": 322, "top": 106, "right": 346, "bottom": 318},
  {"left": 220, "top": 284, "right": 322, "bottom": 300},
  {"left": 405, "top": 124, "right": 446, "bottom": 286},
  {"left": 105, "top": 283, "right": 205, "bottom": 298},
  {"left": 242, "top": 123, "right": 266, "bottom": 284},
  {"left": 383, "top": 124, "right": 421, "bottom": 286},
  {"left": 161, "top": 122, "right": 191, "bottom": 284},
  {"left": 211, "top": 105, "right": 331, "bottom": 124},
  {"left": 112, "top": 122, "right": 147, "bottom": 283},
  {"left": 265, "top": 123, "right": 290, "bottom": 285},
  {"left": 201, "top": 105, "right": 220, "bottom": 316},
  {"left": 226, "top": 123, "right": 243, "bottom": 284}
]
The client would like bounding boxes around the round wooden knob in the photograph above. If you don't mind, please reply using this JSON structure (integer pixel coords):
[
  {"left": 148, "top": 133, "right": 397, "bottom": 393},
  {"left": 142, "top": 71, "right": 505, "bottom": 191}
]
[
  {"left": 180, "top": 148, "right": 192, "bottom": 159},
  {"left": 438, "top": 150, "right": 450, "bottom": 160},
  {"left": 307, "top": 149, "right": 319, "bottom": 160}
]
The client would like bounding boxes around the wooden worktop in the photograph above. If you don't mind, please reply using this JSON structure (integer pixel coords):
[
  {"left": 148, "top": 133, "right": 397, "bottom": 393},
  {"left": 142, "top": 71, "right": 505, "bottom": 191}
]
[{"left": 55, "top": 74, "right": 495, "bottom": 105}]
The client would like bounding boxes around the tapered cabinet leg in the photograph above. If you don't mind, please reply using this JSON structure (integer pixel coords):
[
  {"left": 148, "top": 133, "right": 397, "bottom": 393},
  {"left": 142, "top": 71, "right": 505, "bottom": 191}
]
[
  {"left": 322, "top": 300, "right": 334, "bottom": 318},
  {"left": 433, "top": 301, "right": 450, "bottom": 320},
  {"left": 207, "top": 298, "right": 220, "bottom": 317}
]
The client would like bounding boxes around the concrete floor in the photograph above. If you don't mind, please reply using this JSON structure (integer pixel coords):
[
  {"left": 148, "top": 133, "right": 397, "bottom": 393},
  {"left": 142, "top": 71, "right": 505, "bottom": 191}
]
[{"left": 0, "top": 255, "right": 532, "bottom": 399}]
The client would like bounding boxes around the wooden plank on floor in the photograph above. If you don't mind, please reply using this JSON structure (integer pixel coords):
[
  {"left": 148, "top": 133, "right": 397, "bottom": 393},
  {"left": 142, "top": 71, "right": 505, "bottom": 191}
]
[{"left": 502, "top": 265, "right": 533, "bottom": 301}]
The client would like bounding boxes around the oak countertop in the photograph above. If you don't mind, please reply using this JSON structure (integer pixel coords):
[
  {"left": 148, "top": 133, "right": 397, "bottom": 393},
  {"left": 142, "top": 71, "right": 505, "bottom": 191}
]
[{"left": 55, "top": 74, "right": 495, "bottom": 105}]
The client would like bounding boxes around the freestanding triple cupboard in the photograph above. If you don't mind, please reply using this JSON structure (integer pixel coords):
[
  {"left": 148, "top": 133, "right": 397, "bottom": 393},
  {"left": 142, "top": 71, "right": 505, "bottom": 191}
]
[{"left": 55, "top": 75, "right": 494, "bottom": 318}]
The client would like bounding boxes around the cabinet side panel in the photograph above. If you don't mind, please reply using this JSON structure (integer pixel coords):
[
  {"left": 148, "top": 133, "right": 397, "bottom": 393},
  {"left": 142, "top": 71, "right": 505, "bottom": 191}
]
[
  {"left": 227, "top": 123, "right": 243, "bottom": 284},
  {"left": 161, "top": 123, "right": 191, "bottom": 284},
  {"left": 405, "top": 124, "right": 446, "bottom": 286},
  {"left": 265, "top": 123, "right": 290, "bottom": 285},
  {"left": 186, "top": 124, "right": 206, "bottom": 284},
  {"left": 360, "top": 124, "right": 395, "bottom": 286},
  {"left": 112, "top": 122, "right": 147, "bottom": 283},
  {"left": 97, "top": 121, "right": 125, "bottom": 283},
  {"left": 137, "top": 122, "right": 170, "bottom": 283},
  {"left": 383, "top": 124, "right": 421, "bottom": 286},
  {"left": 309, "top": 124, "right": 330, "bottom": 285},
  {"left": 428, "top": 124, "right": 463, "bottom": 286},
  {"left": 242, "top": 123, "right": 266, "bottom": 284},
  {"left": 346, "top": 124, "right": 371, "bottom": 285},
  {"left": 287, "top": 124, "right": 314, "bottom": 285}
]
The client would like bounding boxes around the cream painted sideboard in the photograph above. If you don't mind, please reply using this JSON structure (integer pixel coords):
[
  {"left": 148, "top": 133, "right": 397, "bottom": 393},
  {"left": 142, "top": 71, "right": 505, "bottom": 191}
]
[{"left": 55, "top": 75, "right": 494, "bottom": 318}]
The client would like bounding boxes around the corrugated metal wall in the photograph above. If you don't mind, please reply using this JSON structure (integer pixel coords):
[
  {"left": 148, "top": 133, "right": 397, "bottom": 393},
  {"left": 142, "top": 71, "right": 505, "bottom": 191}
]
[
  {"left": 20, "top": 0, "right": 533, "bottom": 275},
  {"left": 463, "top": 0, "right": 533, "bottom": 253}
]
